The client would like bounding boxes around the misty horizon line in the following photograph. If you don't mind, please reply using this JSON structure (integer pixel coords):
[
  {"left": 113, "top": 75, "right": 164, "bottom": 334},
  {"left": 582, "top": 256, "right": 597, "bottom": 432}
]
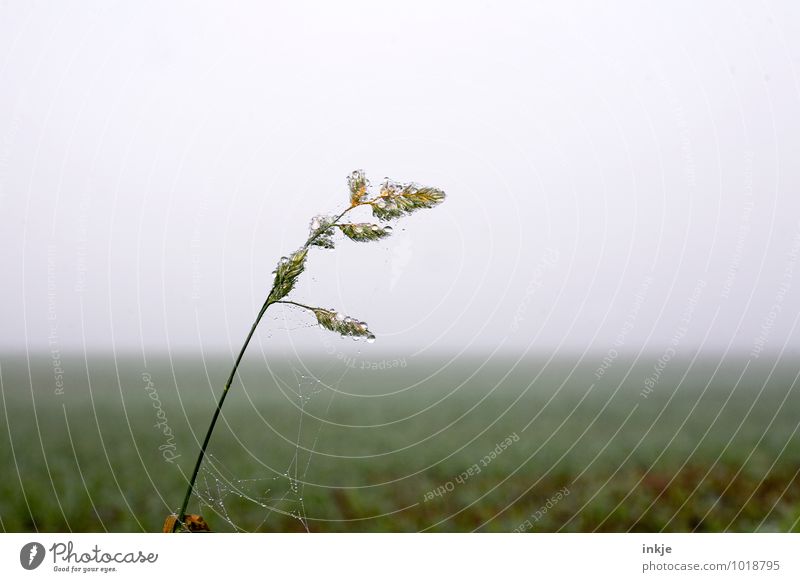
[{"left": 2, "top": 347, "right": 798, "bottom": 362}]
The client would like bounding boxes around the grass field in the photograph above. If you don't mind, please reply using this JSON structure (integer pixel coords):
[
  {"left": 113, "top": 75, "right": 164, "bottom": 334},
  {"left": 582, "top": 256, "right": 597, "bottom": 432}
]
[{"left": 1, "top": 352, "right": 799, "bottom": 532}]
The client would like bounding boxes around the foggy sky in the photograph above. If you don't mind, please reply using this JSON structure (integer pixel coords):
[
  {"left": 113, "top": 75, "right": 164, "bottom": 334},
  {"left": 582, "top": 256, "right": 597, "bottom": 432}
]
[{"left": 2, "top": 1, "right": 800, "bottom": 361}]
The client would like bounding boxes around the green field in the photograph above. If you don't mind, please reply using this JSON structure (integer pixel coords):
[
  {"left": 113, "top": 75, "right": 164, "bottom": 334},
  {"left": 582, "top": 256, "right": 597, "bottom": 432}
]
[{"left": 1, "top": 352, "right": 798, "bottom": 532}]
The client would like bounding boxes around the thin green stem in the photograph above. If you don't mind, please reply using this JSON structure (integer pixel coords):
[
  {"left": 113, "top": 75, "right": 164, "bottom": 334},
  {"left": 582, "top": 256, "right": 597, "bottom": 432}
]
[
  {"left": 172, "top": 297, "right": 272, "bottom": 531},
  {"left": 273, "top": 299, "right": 317, "bottom": 312}
]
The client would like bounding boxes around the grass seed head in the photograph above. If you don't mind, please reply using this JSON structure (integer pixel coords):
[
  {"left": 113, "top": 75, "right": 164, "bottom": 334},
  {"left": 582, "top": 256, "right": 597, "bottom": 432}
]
[
  {"left": 347, "top": 169, "right": 369, "bottom": 206},
  {"left": 269, "top": 248, "right": 308, "bottom": 302},
  {"left": 338, "top": 222, "right": 393, "bottom": 242},
  {"left": 313, "top": 308, "right": 374, "bottom": 341},
  {"left": 370, "top": 182, "right": 445, "bottom": 220},
  {"left": 309, "top": 215, "right": 336, "bottom": 249}
]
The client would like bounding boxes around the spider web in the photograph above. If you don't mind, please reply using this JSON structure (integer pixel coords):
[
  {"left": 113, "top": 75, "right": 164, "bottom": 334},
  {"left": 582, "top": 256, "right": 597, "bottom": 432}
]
[
  {"left": 191, "top": 348, "right": 354, "bottom": 532},
  {"left": 187, "top": 230, "right": 406, "bottom": 532}
]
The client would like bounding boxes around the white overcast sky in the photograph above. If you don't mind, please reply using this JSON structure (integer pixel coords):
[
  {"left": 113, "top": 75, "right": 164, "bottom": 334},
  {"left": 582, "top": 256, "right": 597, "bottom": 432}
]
[{"left": 1, "top": 1, "right": 799, "bottom": 359}]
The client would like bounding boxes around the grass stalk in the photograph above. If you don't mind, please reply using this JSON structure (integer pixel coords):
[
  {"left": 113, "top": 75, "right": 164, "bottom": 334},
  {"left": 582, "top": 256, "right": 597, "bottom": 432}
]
[{"left": 169, "top": 171, "right": 444, "bottom": 531}]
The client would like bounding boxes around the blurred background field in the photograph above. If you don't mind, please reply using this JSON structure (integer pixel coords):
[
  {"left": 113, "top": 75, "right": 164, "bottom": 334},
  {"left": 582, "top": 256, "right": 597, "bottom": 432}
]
[
  {"left": 4, "top": 0, "right": 800, "bottom": 543},
  {"left": 1, "top": 351, "right": 798, "bottom": 533}
]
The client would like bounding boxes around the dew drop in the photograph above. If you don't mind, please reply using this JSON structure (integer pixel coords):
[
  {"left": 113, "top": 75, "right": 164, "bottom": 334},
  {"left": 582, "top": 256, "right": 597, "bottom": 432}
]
[
  {"left": 375, "top": 199, "right": 386, "bottom": 209},
  {"left": 366, "top": 334, "right": 376, "bottom": 344},
  {"left": 384, "top": 226, "right": 393, "bottom": 233}
]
